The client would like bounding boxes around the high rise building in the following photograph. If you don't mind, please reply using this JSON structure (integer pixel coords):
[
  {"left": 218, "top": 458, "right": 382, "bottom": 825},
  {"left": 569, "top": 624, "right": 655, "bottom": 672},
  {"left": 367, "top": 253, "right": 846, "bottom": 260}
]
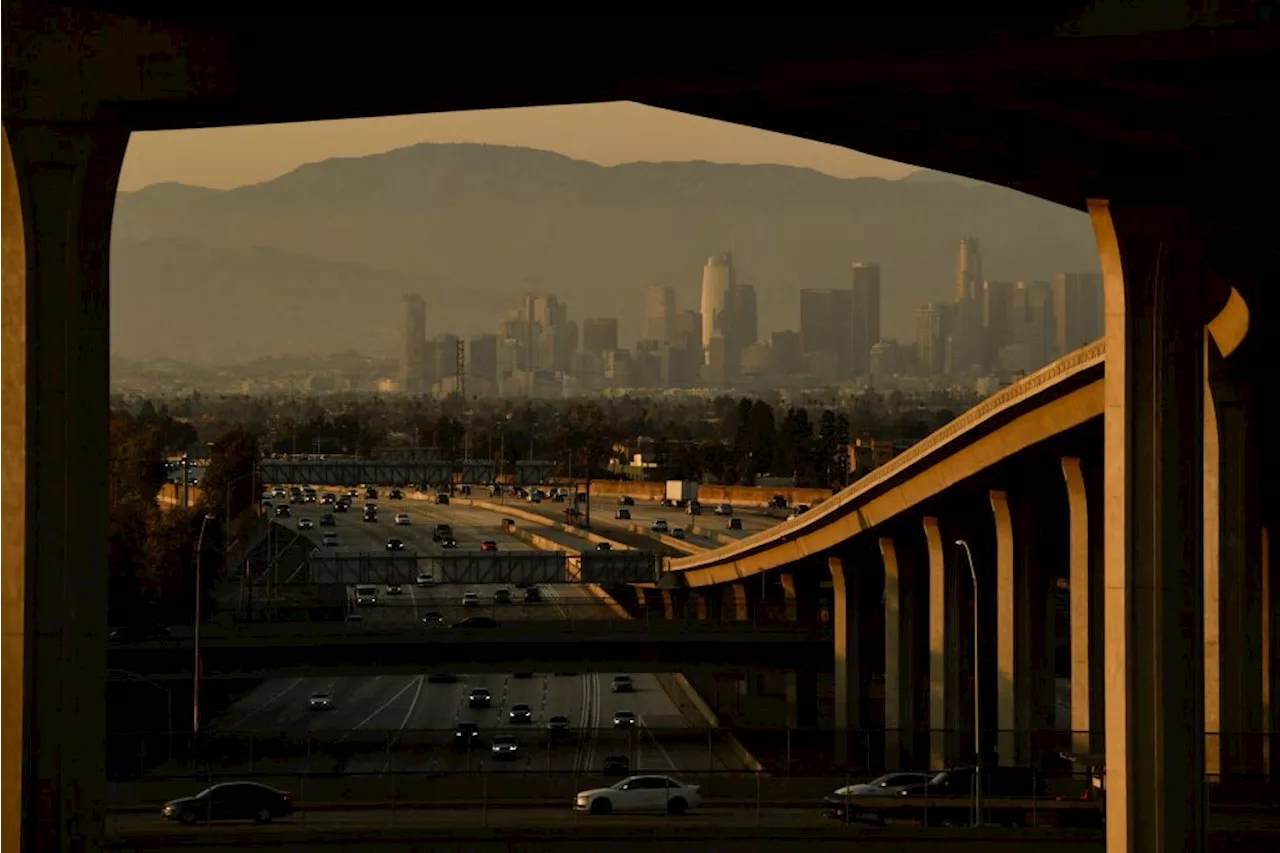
[
  {"left": 433, "top": 333, "right": 459, "bottom": 389},
  {"left": 469, "top": 333, "right": 499, "bottom": 383},
  {"left": 982, "top": 280, "right": 1016, "bottom": 369},
  {"left": 770, "top": 330, "right": 804, "bottom": 375},
  {"left": 729, "top": 283, "right": 758, "bottom": 348},
  {"left": 956, "top": 237, "right": 983, "bottom": 302},
  {"left": 582, "top": 318, "right": 619, "bottom": 356},
  {"left": 674, "top": 310, "right": 702, "bottom": 351},
  {"left": 850, "top": 262, "right": 881, "bottom": 378},
  {"left": 951, "top": 238, "right": 985, "bottom": 373},
  {"left": 1010, "top": 281, "right": 1055, "bottom": 368},
  {"left": 916, "top": 301, "right": 948, "bottom": 376},
  {"left": 645, "top": 285, "right": 677, "bottom": 344},
  {"left": 700, "top": 253, "right": 735, "bottom": 363},
  {"left": 1052, "top": 272, "right": 1103, "bottom": 354},
  {"left": 799, "top": 289, "right": 853, "bottom": 378},
  {"left": 401, "top": 294, "right": 427, "bottom": 393}
]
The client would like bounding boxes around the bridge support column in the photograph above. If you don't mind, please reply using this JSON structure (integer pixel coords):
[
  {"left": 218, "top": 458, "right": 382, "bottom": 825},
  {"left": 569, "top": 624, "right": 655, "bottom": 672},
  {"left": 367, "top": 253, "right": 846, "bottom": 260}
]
[
  {"left": 1204, "top": 348, "right": 1264, "bottom": 780},
  {"left": 786, "top": 668, "right": 819, "bottom": 730},
  {"left": 991, "top": 490, "right": 1017, "bottom": 765},
  {"left": 660, "top": 589, "right": 676, "bottom": 620},
  {"left": 1265, "top": 527, "right": 1276, "bottom": 778},
  {"left": 691, "top": 591, "right": 709, "bottom": 620},
  {"left": 729, "top": 583, "right": 749, "bottom": 621},
  {"left": 3, "top": 121, "right": 130, "bottom": 853},
  {"left": 924, "top": 516, "right": 953, "bottom": 770},
  {"left": 829, "top": 555, "right": 867, "bottom": 768},
  {"left": 779, "top": 572, "right": 798, "bottom": 621},
  {"left": 1062, "top": 457, "right": 1103, "bottom": 757},
  {"left": 1091, "top": 201, "right": 1213, "bottom": 853},
  {"left": 881, "top": 537, "right": 917, "bottom": 770}
]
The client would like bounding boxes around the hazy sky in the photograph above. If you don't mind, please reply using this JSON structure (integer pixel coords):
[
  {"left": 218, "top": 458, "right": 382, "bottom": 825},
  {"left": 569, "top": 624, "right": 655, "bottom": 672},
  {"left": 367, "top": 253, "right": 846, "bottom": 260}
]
[{"left": 119, "top": 101, "right": 916, "bottom": 192}]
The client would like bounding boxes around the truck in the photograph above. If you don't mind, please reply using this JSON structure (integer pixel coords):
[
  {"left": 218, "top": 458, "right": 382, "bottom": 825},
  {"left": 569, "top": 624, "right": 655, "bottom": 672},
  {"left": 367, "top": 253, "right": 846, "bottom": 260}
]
[{"left": 665, "top": 480, "right": 698, "bottom": 504}]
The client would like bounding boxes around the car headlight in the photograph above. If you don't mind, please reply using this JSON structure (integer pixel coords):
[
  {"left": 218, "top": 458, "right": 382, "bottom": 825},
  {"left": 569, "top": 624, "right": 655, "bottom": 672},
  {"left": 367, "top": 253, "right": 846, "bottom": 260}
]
[{"left": 576, "top": 796, "right": 589, "bottom": 806}]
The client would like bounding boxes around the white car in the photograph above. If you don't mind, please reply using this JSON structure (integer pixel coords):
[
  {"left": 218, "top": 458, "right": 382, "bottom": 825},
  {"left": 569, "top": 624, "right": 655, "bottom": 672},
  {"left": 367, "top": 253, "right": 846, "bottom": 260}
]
[
  {"left": 491, "top": 734, "right": 520, "bottom": 760},
  {"left": 833, "top": 772, "right": 932, "bottom": 798},
  {"left": 575, "top": 775, "right": 702, "bottom": 815},
  {"left": 322, "top": 532, "right": 338, "bottom": 546},
  {"left": 308, "top": 691, "right": 332, "bottom": 710},
  {"left": 297, "top": 518, "right": 314, "bottom": 530},
  {"left": 416, "top": 572, "right": 434, "bottom": 587},
  {"left": 462, "top": 592, "right": 480, "bottom": 608},
  {"left": 650, "top": 519, "right": 669, "bottom": 533},
  {"left": 394, "top": 513, "right": 411, "bottom": 525}
]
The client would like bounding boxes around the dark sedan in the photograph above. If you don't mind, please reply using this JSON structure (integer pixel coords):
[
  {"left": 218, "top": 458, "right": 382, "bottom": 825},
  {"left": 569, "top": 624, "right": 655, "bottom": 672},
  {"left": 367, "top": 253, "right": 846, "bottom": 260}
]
[
  {"left": 162, "top": 781, "right": 292, "bottom": 824},
  {"left": 385, "top": 538, "right": 405, "bottom": 551},
  {"left": 109, "top": 624, "right": 171, "bottom": 643}
]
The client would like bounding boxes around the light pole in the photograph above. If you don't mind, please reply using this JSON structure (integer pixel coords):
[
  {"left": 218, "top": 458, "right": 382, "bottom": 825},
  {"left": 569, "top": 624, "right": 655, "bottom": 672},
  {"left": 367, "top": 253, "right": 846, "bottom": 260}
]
[
  {"left": 193, "top": 513, "right": 217, "bottom": 734},
  {"left": 955, "top": 538, "right": 981, "bottom": 827}
]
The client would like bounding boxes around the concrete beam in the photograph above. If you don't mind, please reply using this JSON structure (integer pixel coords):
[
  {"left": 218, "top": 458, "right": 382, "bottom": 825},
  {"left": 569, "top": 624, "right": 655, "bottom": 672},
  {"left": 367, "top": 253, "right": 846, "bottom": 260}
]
[{"left": 3, "top": 120, "right": 130, "bottom": 853}]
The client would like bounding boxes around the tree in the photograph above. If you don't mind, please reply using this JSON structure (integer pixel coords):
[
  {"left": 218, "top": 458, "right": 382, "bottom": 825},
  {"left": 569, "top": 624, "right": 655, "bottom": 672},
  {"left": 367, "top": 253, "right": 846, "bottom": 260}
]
[
  {"left": 200, "top": 423, "right": 262, "bottom": 556},
  {"left": 743, "top": 400, "right": 776, "bottom": 479}
]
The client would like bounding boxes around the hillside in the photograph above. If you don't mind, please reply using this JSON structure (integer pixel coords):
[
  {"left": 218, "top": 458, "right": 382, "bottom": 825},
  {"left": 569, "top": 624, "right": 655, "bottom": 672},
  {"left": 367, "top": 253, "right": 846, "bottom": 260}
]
[{"left": 111, "top": 143, "right": 1100, "bottom": 363}]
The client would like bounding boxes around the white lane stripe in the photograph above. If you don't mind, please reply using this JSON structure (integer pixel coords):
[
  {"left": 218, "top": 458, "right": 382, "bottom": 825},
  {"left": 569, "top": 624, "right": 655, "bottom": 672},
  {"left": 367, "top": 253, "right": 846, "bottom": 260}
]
[
  {"left": 224, "top": 677, "right": 304, "bottom": 730},
  {"left": 639, "top": 713, "right": 677, "bottom": 771},
  {"left": 337, "top": 677, "right": 420, "bottom": 742},
  {"left": 380, "top": 675, "right": 424, "bottom": 775}
]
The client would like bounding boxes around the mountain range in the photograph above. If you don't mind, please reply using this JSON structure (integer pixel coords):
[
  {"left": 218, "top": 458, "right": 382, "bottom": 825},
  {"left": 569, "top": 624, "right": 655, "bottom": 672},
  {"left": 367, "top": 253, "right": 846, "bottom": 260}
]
[{"left": 110, "top": 143, "right": 1101, "bottom": 365}]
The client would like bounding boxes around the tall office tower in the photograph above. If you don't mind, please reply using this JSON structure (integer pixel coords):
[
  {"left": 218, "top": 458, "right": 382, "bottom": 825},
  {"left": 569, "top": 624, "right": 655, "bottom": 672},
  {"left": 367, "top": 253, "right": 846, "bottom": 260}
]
[
  {"left": 723, "top": 282, "right": 757, "bottom": 380},
  {"left": 674, "top": 310, "right": 702, "bottom": 351},
  {"left": 956, "top": 237, "right": 983, "bottom": 301},
  {"left": 421, "top": 339, "right": 440, "bottom": 389},
  {"left": 850, "top": 262, "right": 881, "bottom": 377},
  {"left": 799, "top": 288, "right": 854, "bottom": 378},
  {"left": 916, "top": 301, "right": 947, "bottom": 376},
  {"left": 468, "top": 333, "right": 499, "bottom": 382},
  {"left": 433, "top": 333, "right": 460, "bottom": 387},
  {"left": 401, "top": 294, "right": 427, "bottom": 392},
  {"left": 770, "top": 330, "right": 805, "bottom": 375},
  {"left": 531, "top": 294, "right": 567, "bottom": 329},
  {"left": 700, "top": 252, "right": 735, "bottom": 362},
  {"left": 582, "top": 318, "right": 619, "bottom": 356},
  {"left": 1010, "top": 281, "right": 1055, "bottom": 368},
  {"left": 1052, "top": 272, "right": 1103, "bottom": 354},
  {"left": 645, "top": 285, "right": 677, "bottom": 344},
  {"left": 538, "top": 321, "right": 578, "bottom": 373},
  {"left": 981, "top": 280, "right": 1016, "bottom": 369}
]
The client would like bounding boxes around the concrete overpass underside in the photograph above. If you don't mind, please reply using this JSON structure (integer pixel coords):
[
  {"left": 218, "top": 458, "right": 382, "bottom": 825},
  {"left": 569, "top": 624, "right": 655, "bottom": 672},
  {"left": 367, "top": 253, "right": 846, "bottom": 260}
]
[{"left": 4, "top": 5, "right": 1279, "bottom": 853}]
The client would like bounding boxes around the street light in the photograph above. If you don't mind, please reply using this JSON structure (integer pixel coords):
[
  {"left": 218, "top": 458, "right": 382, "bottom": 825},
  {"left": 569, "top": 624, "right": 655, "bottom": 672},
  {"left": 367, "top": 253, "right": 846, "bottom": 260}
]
[
  {"left": 955, "top": 538, "right": 981, "bottom": 827},
  {"left": 193, "top": 513, "right": 217, "bottom": 734}
]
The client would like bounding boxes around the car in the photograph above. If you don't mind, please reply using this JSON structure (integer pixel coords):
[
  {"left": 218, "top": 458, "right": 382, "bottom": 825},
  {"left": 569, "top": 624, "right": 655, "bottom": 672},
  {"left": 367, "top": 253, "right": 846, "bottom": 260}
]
[
  {"left": 454, "top": 722, "right": 481, "bottom": 746},
  {"left": 274, "top": 505, "right": 291, "bottom": 518},
  {"left": 440, "top": 536, "right": 458, "bottom": 548},
  {"left": 596, "top": 542, "right": 613, "bottom": 551},
  {"left": 508, "top": 703, "right": 532, "bottom": 723},
  {"left": 768, "top": 495, "right": 788, "bottom": 509},
  {"left": 320, "top": 513, "right": 335, "bottom": 527},
  {"left": 308, "top": 691, "right": 333, "bottom": 711},
  {"left": 714, "top": 503, "right": 733, "bottom": 516},
  {"left": 547, "top": 715, "right": 571, "bottom": 735},
  {"left": 493, "top": 588, "right": 512, "bottom": 604},
  {"left": 363, "top": 509, "right": 378, "bottom": 522},
  {"left": 426, "top": 672, "right": 456, "bottom": 683},
  {"left": 468, "top": 687, "right": 492, "bottom": 708},
  {"left": 795, "top": 504, "right": 810, "bottom": 513},
  {"left": 575, "top": 775, "right": 702, "bottom": 815},
  {"left": 365, "top": 487, "right": 379, "bottom": 499},
  {"left": 615, "top": 508, "right": 631, "bottom": 520},
  {"left": 453, "top": 616, "right": 499, "bottom": 629},
  {"left": 321, "top": 493, "right": 335, "bottom": 505},
  {"left": 416, "top": 571, "right": 435, "bottom": 587},
  {"left": 523, "top": 587, "right": 542, "bottom": 603},
  {"left": 385, "top": 538, "right": 405, "bottom": 551},
  {"left": 322, "top": 532, "right": 338, "bottom": 546},
  {"left": 109, "top": 624, "right": 171, "bottom": 643},
  {"left": 435, "top": 493, "right": 450, "bottom": 505},
  {"left": 297, "top": 518, "right": 314, "bottom": 530},
  {"left": 490, "top": 734, "right": 520, "bottom": 760},
  {"left": 354, "top": 585, "right": 378, "bottom": 605},
  {"left": 650, "top": 519, "right": 668, "bottom": 533},
  {"left": 389, "top": 489, "right": 403, "bottom": 500},
  {"left": 821, "top": 772, "right": 934, "bottom": 823},
  {"left": 728, "top": 518, "right": 743, "bottom": 530},
  {"left": 462, "top": 592, "right": 480, "bottom": 607},
  {"left": 618, "top": 495, "right": 634, "bottom": 506},
  {"left": 304, "top": 493, "right": 317, "bottom": 504},
  {"left": 480, "top": 540, "right": 498, "bottom": 552},
  {"left": 685, "top": 501, "right": 702, "bottom": 516},
  {"left": 394, "top": 513, "right": 411, "bottom": 525},
  {"left": 333, "top": 502, "right": 348, "bottom": 513},
  {"left": 420, "top": 611, "right": 443, "bottom": 625},
  {"left": 660, "top": 498, "right": 673, "bottom": 507},
  {"left": 432, "top": 524, "right": 453, "bottom": 542},
  {"left": 601, "top": 754, "right": 629, "bottom": 776},
  {"left": 162, "top": 781, "right": 294, "bottom": 825},
  {"left": 386, "top": 584, "right": 402, "bottom": 596},
  {"left": 613, "top": 710, "right": 637, "bottom": 728},
  {"left": 610, "top": 675, "right": 633, "bottom": 693},
  {"left": 670, "top": 527, "right": 686, "bottom": 540}
]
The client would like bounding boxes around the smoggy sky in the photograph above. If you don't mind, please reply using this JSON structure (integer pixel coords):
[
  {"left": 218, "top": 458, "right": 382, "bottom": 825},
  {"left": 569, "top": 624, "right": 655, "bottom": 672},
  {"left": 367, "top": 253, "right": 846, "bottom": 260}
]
[{"left": 118, "top": 101, "right": 915, "bottom": 192}]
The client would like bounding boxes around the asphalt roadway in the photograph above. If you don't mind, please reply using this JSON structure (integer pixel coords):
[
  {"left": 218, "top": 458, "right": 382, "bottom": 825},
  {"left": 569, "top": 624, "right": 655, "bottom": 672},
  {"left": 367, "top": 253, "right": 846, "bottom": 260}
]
[{"left": 196, "top": 496, "right": 748, "bottom": 781}]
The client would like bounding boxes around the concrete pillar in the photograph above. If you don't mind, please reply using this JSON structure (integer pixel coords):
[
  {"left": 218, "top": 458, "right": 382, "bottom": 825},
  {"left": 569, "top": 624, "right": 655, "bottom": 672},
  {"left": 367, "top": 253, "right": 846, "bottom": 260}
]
[
  {"left": 1204, "top": 351, "right": 1264, "bottom": 778},
  {"left": 692, "top": 591, "right": 709, "bottom": 620},
  {"left": 880, "top": 536, "right": 908, "bottom": 770},
  {"left": 729, "top": 583, "right": 749, "bottom": 621},
  {"left": 1090, "top": 201, "right": 1210, "bottom": 853},
  {"left": 779, "top": 572, "right": 798, "bottom": 622},
  {"left": 786, "top": 668, "right": 819, "bottom": 730},
  {"left": 660, "top": 588, "right": 676, "bottom": 620},
  {"left": 1062, "top": 457, "right": 1100, "bottom": 756},
  {"left": 829, "top": 555, "right": 863, "bottom": 766},
  {"left": 924, "top": 516, "right": 949, "bottom": 769},
  {"left": 1264, "top": 527, "right": 1276, "bottom": 777},
  {"left": 3, "top": 121, "right": 130, "bottom": 853},
  {"left": 991, "top": 490, "right": 1016, "bottom": 765}
]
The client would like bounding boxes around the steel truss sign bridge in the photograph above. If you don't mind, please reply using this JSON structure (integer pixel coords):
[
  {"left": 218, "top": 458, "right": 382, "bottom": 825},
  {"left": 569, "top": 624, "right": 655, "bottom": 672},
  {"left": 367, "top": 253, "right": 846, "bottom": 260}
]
[
  {"left": 258, "top": 458, "right": 556, "bottom": 487},
  {"left": 300, "top": 550, "right": 661, "bottom": 585}
]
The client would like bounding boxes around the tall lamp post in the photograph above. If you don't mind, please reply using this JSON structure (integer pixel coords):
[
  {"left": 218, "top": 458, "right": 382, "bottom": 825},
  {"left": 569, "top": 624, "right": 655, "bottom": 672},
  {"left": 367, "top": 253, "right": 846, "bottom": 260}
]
[
  {"left": 955, "top": 539, "right": 981, "bottom": 827},
  {"left": 193, "top": 513, "right": 217, "bottom": 734}
]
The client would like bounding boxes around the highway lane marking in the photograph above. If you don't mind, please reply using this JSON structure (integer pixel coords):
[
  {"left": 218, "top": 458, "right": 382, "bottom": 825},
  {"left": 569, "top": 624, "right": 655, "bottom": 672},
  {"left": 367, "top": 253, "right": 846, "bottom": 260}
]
[
  {"left": 584, "top": 673, "right": 601, "bottom": 775},
  {"left": 638, "top": 713, "right": 677, "bottom": 772},
  {"left": 380, "top": 675, "right": 424, "bottom": 776},
  {"left": 337, "top": 677, "right": 421, "bottom": 742},
  {"left": 223, "top": 677, "right": 305, "bottom": 730}
]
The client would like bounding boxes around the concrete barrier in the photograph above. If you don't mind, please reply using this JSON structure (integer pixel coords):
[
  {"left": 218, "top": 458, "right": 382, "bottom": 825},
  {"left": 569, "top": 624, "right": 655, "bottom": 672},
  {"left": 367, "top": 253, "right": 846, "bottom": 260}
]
[{"left": 462, "top": 499, "right": 632, "bottom": 552}]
